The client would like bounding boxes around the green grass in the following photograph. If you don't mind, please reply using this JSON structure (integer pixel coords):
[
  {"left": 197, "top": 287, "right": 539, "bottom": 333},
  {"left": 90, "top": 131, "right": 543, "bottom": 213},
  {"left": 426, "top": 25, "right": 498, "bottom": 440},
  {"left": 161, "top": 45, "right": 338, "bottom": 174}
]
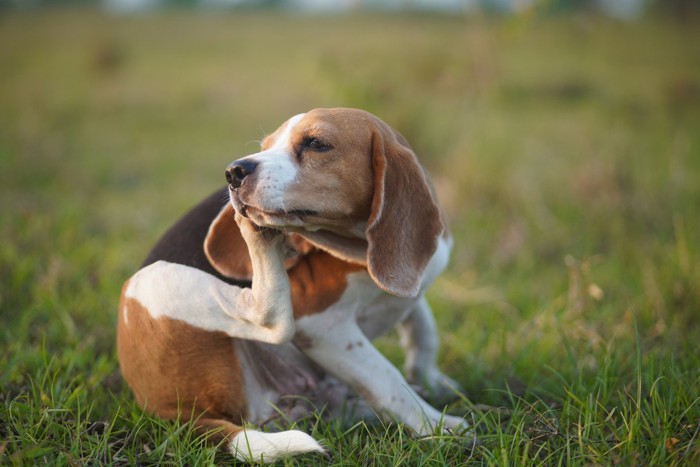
[{"left": 1, "top": 8, "right": 699, "bottom": 465}]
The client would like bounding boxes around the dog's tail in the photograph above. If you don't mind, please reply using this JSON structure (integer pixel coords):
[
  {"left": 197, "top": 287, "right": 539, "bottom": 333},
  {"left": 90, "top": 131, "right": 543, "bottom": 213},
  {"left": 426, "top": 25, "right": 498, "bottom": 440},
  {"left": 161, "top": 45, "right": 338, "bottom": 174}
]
[{"left": 197, "top": 418, "right": 325, "bottom": 463}]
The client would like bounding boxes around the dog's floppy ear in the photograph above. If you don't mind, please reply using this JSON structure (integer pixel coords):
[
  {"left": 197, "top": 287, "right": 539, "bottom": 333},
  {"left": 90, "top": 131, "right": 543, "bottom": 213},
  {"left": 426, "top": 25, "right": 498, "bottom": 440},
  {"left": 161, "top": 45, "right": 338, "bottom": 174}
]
[
  {"left": 366, "top": 125, "right": 444, "bottom": 299},
  {"left": 205, "top": 203, "right": 312, "bottom": 280},
  {"left": 204, "top": 203, "right": 255, "bottom": 280}
]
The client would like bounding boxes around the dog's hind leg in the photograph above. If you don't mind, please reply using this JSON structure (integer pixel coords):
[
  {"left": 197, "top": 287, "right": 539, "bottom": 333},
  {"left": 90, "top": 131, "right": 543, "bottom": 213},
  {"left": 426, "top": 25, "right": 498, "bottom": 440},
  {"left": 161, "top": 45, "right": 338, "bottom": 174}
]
[
  {"left": 123, "top": 219, "right": 296, "bottom": 345},
  {"left": 397, "top": 297, "right": 463, "bottom": 403}
]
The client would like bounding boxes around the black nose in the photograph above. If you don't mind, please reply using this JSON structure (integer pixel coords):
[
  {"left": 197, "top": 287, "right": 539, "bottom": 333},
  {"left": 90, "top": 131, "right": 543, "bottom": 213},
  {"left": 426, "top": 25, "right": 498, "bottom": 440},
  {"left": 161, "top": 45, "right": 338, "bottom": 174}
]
[{"left": 226, "top": 159, "right": 258, "bottom": 189}]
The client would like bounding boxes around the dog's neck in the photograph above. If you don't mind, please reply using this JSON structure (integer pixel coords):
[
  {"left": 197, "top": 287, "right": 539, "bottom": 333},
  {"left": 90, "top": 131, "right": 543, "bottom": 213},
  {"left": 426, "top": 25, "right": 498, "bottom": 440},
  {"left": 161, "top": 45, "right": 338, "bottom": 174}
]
[{"left": 297, "top": 225, "right": 368, "bottom": 266}]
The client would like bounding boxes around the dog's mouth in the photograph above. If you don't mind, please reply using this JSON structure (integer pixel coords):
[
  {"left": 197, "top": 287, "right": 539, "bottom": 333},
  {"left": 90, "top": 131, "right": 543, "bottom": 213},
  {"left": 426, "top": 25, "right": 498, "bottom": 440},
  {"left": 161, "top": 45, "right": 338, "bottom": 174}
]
[
  {"left": 230, "top": 189, "right": 318, "bottom": 226},
  {"left": 285, "top": 209, "right": 319, "bottom": 218},
  {"left": 229, "top": 189, "right": 248, "bottom": 216}
]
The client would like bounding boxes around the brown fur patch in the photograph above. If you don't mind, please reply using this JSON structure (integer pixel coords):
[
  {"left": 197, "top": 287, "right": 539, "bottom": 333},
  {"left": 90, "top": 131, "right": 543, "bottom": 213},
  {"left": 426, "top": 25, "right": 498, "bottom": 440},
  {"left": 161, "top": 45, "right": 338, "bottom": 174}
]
[
  {"left": 288, "top": 250, "right": 363, "bottom": 318},
  {"left": 117, "top": 285, "right": 247, "bottom": 431}
]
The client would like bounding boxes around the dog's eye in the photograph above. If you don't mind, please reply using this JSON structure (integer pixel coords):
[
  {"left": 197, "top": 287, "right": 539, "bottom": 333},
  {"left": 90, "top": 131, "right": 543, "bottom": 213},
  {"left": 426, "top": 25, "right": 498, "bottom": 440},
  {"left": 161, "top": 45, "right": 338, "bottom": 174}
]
[{"left": 303, "top": 137, "right": 332, "bottom": 152}]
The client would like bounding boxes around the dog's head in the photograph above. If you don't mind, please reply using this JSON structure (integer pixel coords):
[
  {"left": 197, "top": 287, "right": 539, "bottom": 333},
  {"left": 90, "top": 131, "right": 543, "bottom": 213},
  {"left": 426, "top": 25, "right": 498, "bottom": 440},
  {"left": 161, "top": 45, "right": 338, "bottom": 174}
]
[{"left": 209, "top": 108, "right": 445, "bottom": 298}]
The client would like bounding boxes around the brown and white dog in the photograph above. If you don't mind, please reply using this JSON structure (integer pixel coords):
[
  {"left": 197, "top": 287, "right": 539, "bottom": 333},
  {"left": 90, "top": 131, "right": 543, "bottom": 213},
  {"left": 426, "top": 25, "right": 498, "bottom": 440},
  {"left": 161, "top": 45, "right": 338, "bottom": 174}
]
[{"left": 117, "top": 108, "right": 467, "bottom": 462}]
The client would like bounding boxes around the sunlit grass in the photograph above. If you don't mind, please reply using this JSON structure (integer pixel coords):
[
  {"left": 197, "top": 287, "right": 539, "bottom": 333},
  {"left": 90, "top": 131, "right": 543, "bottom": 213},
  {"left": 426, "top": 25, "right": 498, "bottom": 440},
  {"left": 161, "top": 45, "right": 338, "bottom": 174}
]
[{"left": 1, "top": 9, "right": 699, "bottom": 465}]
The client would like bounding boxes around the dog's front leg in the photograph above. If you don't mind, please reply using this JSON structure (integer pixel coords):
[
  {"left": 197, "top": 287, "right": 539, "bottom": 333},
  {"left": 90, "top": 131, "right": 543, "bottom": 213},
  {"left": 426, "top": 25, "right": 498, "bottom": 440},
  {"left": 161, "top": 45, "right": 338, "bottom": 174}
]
[
  {"left": 226, "top": 215, "right": 295, "bottom": 339},
  {"left": 397, "top": 297, "right": 463, "bottom": 402},
  {"left": 296, "top": 312, "right": 467, "bottom": 437},
  {"left": 124, "top": 217, "right": 295, "bottom": 344}
]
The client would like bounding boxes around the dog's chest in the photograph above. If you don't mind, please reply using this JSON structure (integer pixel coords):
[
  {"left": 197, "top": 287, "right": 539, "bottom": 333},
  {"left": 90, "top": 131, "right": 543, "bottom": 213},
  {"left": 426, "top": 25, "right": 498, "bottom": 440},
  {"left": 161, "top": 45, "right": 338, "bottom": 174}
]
[{"left": 305, "top": 268, "right": 418, "bottom": 339}]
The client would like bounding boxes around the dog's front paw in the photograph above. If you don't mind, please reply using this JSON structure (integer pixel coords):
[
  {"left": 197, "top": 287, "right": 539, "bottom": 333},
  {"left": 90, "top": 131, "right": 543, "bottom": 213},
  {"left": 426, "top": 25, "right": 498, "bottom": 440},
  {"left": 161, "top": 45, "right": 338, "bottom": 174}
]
[
  {"left": 415, "top": 414, "right": 479, "bottom": 449},
  {"left": 235, "top": 212, "right": 285, "bottom": 246}
]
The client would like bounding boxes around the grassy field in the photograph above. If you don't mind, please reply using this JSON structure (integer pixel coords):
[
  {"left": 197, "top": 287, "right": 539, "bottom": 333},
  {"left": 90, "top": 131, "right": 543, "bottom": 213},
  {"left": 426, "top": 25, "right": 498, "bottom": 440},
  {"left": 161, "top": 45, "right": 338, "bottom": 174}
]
[{"left": 1, "top": 8, "right": 699, "bottom": 465}]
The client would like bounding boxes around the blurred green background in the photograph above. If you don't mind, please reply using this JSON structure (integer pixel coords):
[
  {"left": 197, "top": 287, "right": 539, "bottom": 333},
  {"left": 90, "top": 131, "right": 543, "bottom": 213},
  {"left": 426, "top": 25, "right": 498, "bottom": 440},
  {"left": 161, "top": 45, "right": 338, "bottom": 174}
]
[{"left": 1, "top": 3, "right": 699, "bottom": 465}]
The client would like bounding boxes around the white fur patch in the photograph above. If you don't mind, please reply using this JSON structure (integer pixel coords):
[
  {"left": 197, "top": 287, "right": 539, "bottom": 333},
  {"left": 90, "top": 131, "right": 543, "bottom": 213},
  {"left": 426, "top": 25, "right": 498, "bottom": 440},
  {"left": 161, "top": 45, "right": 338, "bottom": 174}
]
[
  {"left": 125, "top": 261, "right": 294, "bottom": 344},
  {"left": 255, "top": 155, "right": 298, "bottom": 210},
  {"left": 236, "top": 113, "right": 305, "bottom": 212},
  {"left": 229, "top": 429, "right": 324, "bottom": 463},
  {"left": 271, "top": 113, "right": 305, "bottom": 151},
  {"left": 419, "top": 234, "right": 452, "bottom": 292},
  {"left": 261, "top": 113, "right": 305, "bottom": 195}
]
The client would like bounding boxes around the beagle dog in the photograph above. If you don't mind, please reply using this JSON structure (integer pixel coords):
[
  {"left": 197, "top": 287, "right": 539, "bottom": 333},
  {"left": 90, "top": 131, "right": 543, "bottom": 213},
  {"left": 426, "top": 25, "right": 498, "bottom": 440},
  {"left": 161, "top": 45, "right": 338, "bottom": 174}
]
[{"left": 117, "top": 108, "right": 467, "bottom": 463}]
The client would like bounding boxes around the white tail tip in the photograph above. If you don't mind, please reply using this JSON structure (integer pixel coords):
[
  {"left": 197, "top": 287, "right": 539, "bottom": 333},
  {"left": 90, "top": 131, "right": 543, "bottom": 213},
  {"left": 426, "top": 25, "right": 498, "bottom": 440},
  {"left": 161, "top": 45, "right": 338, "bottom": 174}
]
[{"left": 229, "top": 429, "right": 325, "bottom": 463}]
